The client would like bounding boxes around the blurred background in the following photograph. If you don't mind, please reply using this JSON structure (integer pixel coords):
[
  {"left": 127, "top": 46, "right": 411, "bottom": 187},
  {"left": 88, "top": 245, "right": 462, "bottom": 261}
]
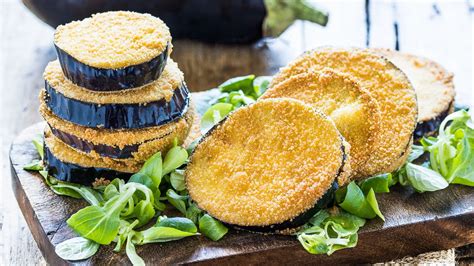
[{"left": 0, "top": 0, "right": 472, "bottom": 264}]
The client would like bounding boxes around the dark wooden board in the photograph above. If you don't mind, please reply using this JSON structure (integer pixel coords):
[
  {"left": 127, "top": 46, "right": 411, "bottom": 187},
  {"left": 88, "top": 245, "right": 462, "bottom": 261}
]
[{"left": 10, "top": 91, "right": 474, "bottom": 265}]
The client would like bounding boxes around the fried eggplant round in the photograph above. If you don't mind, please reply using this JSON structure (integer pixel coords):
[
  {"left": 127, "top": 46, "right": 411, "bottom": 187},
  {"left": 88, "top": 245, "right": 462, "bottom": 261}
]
[
  {"left": 186, "top": 99, "right": 350, "bottom": 230},
  {"left": 261, "top": 69, "right": 381, "bottom": 179},
  {"left": 373, "top": 48, "right": 455, "bottom": 139},
  {"left": 271, "top": 47, "right": 417, "bottom": 175},
  {"left": 40, "top": 97, "right": 195, "bottom": 161}
]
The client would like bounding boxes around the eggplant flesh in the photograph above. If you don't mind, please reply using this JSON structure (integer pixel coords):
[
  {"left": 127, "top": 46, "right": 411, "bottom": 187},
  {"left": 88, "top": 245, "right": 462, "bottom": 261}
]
[
  {"left": 55, "top": 44, "right": 169, "bottom": 91},
  {"left": 236, "top": 144, "right": 346, "bottom": 232},
  {"left": 45, "top": 82, "right": 189, "bottom": 129},
  {"left": 235, "top": 181, "right": 338, "bottom": 232},
  {"left": 44, "top": 143, "right": 131, "bottom": 185}
]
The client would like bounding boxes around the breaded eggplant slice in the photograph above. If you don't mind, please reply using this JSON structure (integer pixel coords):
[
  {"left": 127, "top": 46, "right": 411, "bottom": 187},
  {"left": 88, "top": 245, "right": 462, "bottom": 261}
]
[
  {"left": 373, "top": 48, "right": 455, "bottom": 139},
  {"left": 186, "top": 99, "right": 351, "bottom": 231},
  {"left": 271, "top": 47, "right": 417, "bottom": 175},
  {"left": 43, "top": 60, "right": 189, "bottom": 129},
  {"left": 40, "top": 98, "right": 195, "bottom": 161},
  {"left": 261, "top": 69, "right": 381, "bottom": 179},
  {"left": 44, "top": 129, "right": 136, "bottom": 185},
  {"left": 54, "top": 11, "right": 171, "bottom": 91}
]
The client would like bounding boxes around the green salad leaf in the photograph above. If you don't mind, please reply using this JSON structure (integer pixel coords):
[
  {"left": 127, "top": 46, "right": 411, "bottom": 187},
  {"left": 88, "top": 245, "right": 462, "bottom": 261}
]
[
  {"left": 32, "top": 135, "right": 44, "bottom": 159},
  {"left": 136, "top": 217, "right": 198, "bottom": 245},
  {"left": 186, "top": 202, "right": 204, "bottom": 224},
  {"left": 253, "top": 76, "right": 272, "bottom": 96},
  {"left": 400, "top": 163, "right": 449, "bottom": 192},
  {"left": 126, "top": 231, "right": 145, "bottom": 266},
  {"left": 137, "top": 152, "right": 162, "bottom": 187},
  {"left": 219, "top": 74, "right": 256, "bottom": 95},
  {"left": 53, "top": 183, "right": 103, "bottom": 206},
  {"left": 422, "top": 110, "right": 474, "bottom": 186},
  {"left": 297, "top": 209, "right": 365, "bottom": 255},
  {"left": 166, "top": 189, "right": 188, "bottom": 215},
  {"left": 200, "top": 103, "right": 234, "bottom": 133},
  {"left": 170, "top": 169, "right": 186, "bottom": 191},
  {"left": 128, "top": 173, "right": 154, "bottom": 190},
  {"left": 55, "top": 237, "right": 99, "bottom": 261},
  {"left": 358, "top": 173, "right": 393, "bottom": 194},
  {"left": 137, "top": 227, "right": 197, "bottom": 244},
  {"left": 337, "top": 182, "right": 384, "bottom": 220},
  {"left": 162, "top": 146, "right": 188, "bottom": 176},
  {"left": 218, "top": 90, "right": 255, "bottom": 107},
  {"left": 199, "top": 214, "right": 228, "bottom": 241},
  {"left": 201, "top": 74, "right": 272, "bottom": 133},
  {"left": 67, "top": 186, "right": 137, "bottom": 245},
  {"left": 156, "top": 216, "right": 198, "bottom": 233},
  {"left": 407, "top": 145, "right": 425, "bottom": 162},
  {"left": 23, "top": 160, "right": 43, "bottom": 171},
  {"left": 450, "top": 136, "right": 474, "bottom": 186}
]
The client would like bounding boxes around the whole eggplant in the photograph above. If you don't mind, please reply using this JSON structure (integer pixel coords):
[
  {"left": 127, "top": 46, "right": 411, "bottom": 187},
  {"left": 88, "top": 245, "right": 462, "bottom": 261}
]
[{"left": 22, "top": 0, "right": 328, "bottom": 44}]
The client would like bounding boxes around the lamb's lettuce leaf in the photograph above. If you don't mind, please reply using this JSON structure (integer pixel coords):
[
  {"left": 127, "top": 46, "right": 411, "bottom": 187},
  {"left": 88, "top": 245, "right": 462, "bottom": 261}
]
[
  {"left": 337, "top": 182, "right": 384, "bottom": 220},
  {"left": 421, "top": 110, "right": 474, "bottom": 186},
  {"left": 297, "top": 209, "right": 365, "bottom": 255}
]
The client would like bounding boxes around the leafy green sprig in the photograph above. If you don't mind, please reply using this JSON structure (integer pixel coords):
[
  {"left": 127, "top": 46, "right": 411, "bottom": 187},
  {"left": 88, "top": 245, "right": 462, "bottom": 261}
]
[
  {"left": 296, "top": 110, "right": 474, "bottom": 255},
  {"left": 201, "top": 75, "right": 272, "bottom": 133},
  {"left": 25, "top": 139, "right": 228, "bottom": 264},
  {"left": 297, "top": 208, "right": 365, "bottom": 255}
]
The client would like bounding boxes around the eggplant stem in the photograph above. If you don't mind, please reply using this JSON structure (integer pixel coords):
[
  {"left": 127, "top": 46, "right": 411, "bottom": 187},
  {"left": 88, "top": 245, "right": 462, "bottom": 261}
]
[{"left": 263, "top": 0, "right": 329, "bottom": 37}]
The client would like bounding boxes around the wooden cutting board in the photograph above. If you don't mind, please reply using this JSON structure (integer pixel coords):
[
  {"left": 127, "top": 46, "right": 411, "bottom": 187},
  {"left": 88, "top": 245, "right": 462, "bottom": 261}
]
[{"left": 10, "top": 92, "right": 474, "bottom": 265}]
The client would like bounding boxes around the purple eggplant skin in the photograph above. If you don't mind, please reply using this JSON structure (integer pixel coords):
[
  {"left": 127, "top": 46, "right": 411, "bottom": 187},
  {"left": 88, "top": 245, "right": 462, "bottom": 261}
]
[
  {"left": 50, "top": 127, "right": 159, "bottom": 159},
  {"left": 44, "top": 143, "right": 131, "bottom": 185},
  {"left": 55, "top": 43, "right": 169, "bottom": 91},
  {"left": 44, "top": 81, "right": 190, "bottom": 129},
  {"left": 414, "top": 101, "right": 453, "bottom": 141},
  {"left": 23, "top": 0, "right": 266, "bottom": 43}
]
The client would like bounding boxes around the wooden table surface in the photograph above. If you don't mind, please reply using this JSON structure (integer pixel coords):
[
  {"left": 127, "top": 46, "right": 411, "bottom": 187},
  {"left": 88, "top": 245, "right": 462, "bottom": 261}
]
[{"left": 1, "top": 0, "right": 472, "bottom": 264}]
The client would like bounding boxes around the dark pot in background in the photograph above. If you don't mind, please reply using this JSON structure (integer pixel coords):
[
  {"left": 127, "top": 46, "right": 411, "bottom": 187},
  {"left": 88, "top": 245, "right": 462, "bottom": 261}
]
[{"left": 22, "top": 0, "right": 327, "bottom": 44}]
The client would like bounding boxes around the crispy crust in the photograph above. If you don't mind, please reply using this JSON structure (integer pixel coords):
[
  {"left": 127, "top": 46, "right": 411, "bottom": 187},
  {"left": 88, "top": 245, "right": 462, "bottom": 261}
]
[
  {"left": 261, "top": 69, "right": 381, "bottom": 180},
  {"left": 372, "top": 48, "right": 455, "bottom": 123},
  {"left": 186, "top": 99, "right": 350, "bottom": 227},
  {"left": 271, "top": 47, "right": 417, "bottom": 176},
  {"left": 44, "top": 59, "right": 183, "bottom": 104},
  {"left": 40, "top": 98, "right": 193, "bottom": 148},
  {"left": 44, "top": 129, "right": 140, "bottom": 173},
  {"left": 54, "top": 11, "right": 172, "bottom": 69},
  {"left": 41, "top": 101, "right": 195, "bottom": 162}
]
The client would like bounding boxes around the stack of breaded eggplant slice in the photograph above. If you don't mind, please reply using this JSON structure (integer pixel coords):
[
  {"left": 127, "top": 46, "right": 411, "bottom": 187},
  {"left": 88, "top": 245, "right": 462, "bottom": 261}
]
[
  {"left": 185, "top": 47, "right": 455, "bottom": 232},
  {"left": 40, "top": 11, "right": 194, "bottom": 185}
]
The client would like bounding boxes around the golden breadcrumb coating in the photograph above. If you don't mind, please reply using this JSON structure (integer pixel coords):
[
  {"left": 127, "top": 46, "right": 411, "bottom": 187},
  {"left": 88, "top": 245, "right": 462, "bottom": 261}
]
[
  {"left": 54, "top": 11, "right": 171, "bottom": 69},
  {"left": 186, "top": 99, "right": 350, "bottom": 227},
  {"left": 40, "top": 96, "right": 195, "bottom": 162},
  {"left": 373, "top": 48, "right": 455, "bottom": 122},
  {"left": 44, "top": 59, "right": 183, "bottom": 104},
  {"left": 271, "top": 47, "right": 417, "bottom": 176},
  {"left": 261, "top": 69, "right": 381, "bottom": 180},
  {"left": 39, "top": 94, "right": 193, "bottom": 148},
  {"left": 44, "top": 129, "right": 140, "bottom": 173}
]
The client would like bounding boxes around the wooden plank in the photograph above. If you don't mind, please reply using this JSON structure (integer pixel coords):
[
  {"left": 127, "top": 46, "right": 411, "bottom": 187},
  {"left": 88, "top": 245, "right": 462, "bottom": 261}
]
[
  {"left": 395, "top": 0, "right": 473, "bottom": 106},
  {"left": 10, "top": 111, "right": 474, "bottom": 265}
]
